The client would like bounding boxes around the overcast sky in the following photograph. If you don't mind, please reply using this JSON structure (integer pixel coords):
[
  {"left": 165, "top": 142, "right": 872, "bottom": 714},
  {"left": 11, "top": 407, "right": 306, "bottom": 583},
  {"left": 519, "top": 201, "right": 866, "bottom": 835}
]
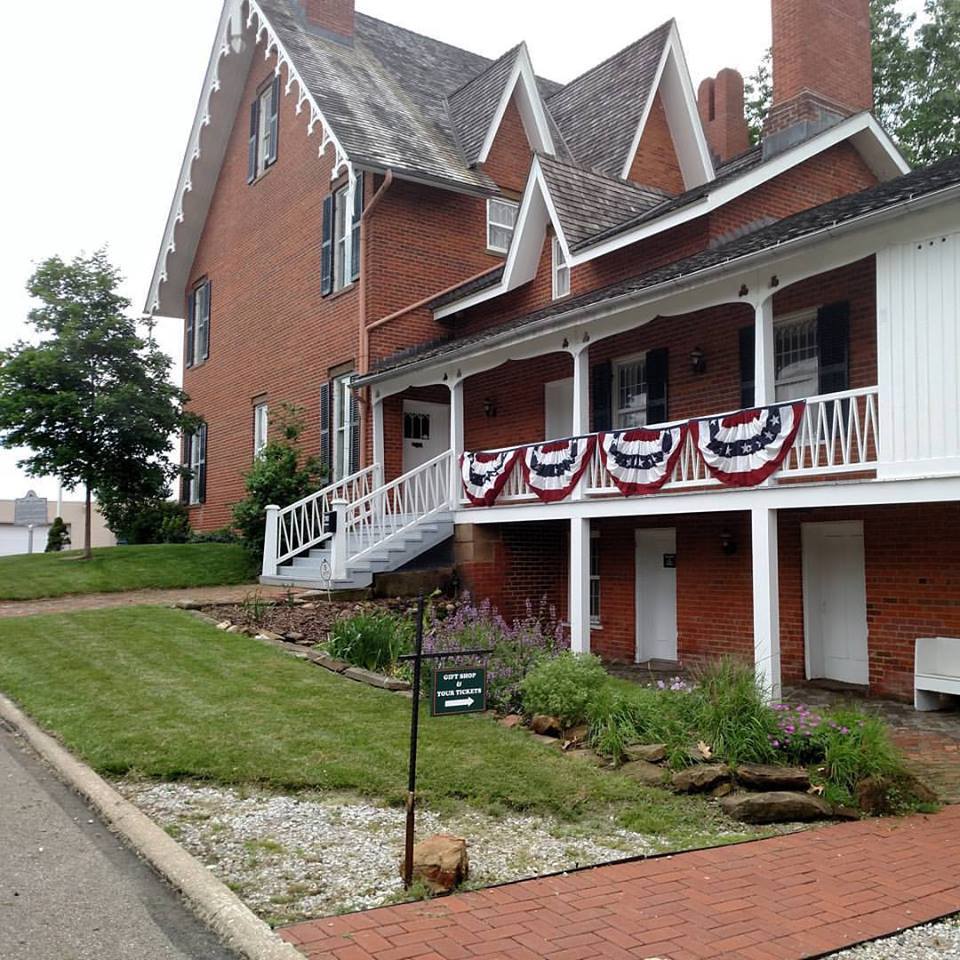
[{"left": 0, "top": 0, "right": 924, "bottom": 503}]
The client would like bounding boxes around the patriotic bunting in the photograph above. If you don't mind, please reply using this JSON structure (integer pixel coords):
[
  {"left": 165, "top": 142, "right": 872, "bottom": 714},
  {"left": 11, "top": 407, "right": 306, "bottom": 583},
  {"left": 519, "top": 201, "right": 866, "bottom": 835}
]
[
  {"left": 690, "top": 401, "right": 805, "bottom": 487},
  {"left": 521, "top": 436, "right": 597, "bottom": 503},
  {"left": 460, "top": 449, "right": 520, "bottom": 507},
  {"left": 599, "top": 425, "right": 687, "bottom": 496}
]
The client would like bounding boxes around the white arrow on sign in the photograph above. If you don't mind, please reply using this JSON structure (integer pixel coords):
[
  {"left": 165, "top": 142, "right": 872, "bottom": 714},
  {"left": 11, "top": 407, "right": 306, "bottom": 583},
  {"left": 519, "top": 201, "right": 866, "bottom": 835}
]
[{"left": 445, "top": 697, "right": 475, "bottom": 708}]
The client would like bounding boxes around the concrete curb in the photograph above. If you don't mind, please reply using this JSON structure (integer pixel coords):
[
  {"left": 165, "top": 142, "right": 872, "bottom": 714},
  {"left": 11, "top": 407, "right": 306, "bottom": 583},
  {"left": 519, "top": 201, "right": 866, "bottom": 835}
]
[{"left": 0, "top": 693, "right": 304, "bottom": 960}]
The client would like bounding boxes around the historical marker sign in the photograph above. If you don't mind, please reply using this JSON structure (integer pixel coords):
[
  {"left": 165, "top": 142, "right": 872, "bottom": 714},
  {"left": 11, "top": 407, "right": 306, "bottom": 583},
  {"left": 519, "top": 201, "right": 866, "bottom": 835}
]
[
  {"left": 432, "top": 667, "right": 487, "bottom": 717},
  {"left": 14, "top": 491, "right": 47, "bottom": 527}
]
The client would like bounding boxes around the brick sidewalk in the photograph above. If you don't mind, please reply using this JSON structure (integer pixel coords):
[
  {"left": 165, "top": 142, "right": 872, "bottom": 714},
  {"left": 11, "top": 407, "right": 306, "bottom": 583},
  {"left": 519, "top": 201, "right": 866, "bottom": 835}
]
[{"left": 282, "top": 806, "right": 960, "bottom": 960}]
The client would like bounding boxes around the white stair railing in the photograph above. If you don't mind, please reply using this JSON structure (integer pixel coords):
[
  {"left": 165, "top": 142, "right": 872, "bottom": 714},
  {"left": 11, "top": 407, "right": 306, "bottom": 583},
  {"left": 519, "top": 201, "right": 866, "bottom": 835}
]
[{"left": 262, "top": 464, "right": 380, "bottom": 576}]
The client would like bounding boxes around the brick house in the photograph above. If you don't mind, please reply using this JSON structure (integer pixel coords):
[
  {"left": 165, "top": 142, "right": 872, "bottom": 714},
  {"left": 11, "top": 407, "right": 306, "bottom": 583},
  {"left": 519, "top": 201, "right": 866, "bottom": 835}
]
[{"left": 148, "top": 0, "right": 960, "bottom": 701}]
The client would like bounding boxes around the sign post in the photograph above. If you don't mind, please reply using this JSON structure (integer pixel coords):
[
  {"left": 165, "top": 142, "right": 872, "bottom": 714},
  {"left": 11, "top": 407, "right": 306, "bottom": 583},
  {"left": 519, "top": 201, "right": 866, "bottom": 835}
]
[{"left": 399, "top": 596, "right": 491, "bottom": 888}]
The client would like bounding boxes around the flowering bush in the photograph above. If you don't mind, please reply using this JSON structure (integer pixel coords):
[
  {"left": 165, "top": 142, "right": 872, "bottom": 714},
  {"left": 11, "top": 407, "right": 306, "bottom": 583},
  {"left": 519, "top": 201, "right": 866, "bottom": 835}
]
[
  {"left": 421, "top": 596, "right": 566, "bottom": 713},
  {"left": 521, "top": 652, "right": 608, "bottom": 728}
]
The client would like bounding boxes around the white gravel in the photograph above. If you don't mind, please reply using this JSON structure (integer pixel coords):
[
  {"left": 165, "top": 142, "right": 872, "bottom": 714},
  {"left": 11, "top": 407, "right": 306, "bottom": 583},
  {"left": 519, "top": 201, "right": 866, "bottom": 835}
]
[
  {"left": 827, "top": 916, "right": 960, "bottom": 958},
  {"left": 114, "top": 780, "right": 659, "bottom": 925}
]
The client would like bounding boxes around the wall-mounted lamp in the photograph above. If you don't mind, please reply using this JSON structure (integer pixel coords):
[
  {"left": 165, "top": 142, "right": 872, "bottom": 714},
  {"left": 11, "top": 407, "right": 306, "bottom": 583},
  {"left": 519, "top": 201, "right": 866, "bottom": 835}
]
[
  {"left": 483, "top": 398, "right": 498, "bottom": 418},
  {"left": 720, "top": 529, "right": 738, "bottom": 556},
  {"left": 690, "top": 346, "right": 707, "bottom": 375}
]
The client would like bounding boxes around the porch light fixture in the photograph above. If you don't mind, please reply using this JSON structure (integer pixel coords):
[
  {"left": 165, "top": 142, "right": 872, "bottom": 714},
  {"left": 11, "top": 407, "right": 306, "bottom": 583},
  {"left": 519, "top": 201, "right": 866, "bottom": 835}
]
[
  {"left": 690, "top": 346, "right": 707, "bottom": 375},
  {"left": 483, "top": 398, "right": 498, "bottom": 418},
  {"left": 720, "top": 529, "right": 737, "bottom": 556}
]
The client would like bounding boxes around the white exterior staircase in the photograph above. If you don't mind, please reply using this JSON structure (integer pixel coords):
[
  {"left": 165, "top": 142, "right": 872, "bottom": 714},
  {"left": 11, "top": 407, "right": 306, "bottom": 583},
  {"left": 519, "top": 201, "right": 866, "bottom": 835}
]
[{"left": 260, "top": 452, "right": 454, "bottom": 591}]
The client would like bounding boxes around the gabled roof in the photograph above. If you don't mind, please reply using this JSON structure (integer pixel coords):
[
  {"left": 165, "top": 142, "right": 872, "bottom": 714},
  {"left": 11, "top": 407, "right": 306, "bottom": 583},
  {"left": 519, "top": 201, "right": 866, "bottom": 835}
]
[
  {"left": 360, "top": 154, "right": 960, "bottom": 385},
  {"left": 547, "top": 21, "right": 673, "bottom": 179}
]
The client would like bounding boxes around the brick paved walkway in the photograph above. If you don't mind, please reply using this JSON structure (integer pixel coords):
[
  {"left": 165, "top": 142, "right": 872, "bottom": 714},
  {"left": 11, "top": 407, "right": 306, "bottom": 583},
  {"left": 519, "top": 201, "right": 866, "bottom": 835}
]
[{"left": 282, "top": 806, "right": 960, "bottom": 960}]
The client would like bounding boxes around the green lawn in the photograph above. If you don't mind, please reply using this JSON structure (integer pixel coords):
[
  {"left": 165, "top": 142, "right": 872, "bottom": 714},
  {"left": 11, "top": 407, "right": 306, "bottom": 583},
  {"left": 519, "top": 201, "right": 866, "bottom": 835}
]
[
  {"left": 0, "top": 543, "right": 255, "bottom": 600},
  {"left": 0, "top": 607, "right": 758, "bottom": 847}
]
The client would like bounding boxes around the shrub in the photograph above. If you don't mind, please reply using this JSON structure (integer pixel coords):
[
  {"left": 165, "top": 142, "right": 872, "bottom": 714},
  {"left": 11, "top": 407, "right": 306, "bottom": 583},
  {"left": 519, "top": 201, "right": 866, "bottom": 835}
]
[
  {"left": 232, "top": 405, "right": 324, "bottom": 560},
  {"left": 44, "top": 517, "right": 71, "bottom": 553},
  {"left": 108, "top": 499, "right": 191, "bottom": 545},
  {"left": 190, "top": 526, "right": 238, "bottom": 544},
  {"left": 521, "top": 652, "right": 608, "bottom": 728},
  {"left": 328, "top": 612, "right": 413, "bottom": 674}
]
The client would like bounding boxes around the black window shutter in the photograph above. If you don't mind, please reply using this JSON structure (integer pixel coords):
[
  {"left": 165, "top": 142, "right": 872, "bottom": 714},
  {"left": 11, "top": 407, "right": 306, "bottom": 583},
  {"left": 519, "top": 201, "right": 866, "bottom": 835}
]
[
  {"left": 739, "top": 325, "right": 756, "bottom": 408},
  {"left": 247, "top": 100, "right": 259, "bottom": 183},
  {"left": 180, "top": 434, "right": 192, "bottom": 503},
  {"left": 350, "top": 176, "right": 364, "bottom": 282},
  {"left": 319, "top": 381, "right": 332, "bottom": 476},
  {"left": 817, "top": 302, "right": 850, "bottom": 396},
  {"left": 645, "top": 348, "right": 669, "bottom": 425},
  {"left": 591, "top": 360, "right": 613, "bottom": 433},
  {"left": 185, "top": 290, "right": 196, "bottom": 368},
  {"left": 321, "top": 194, "right": 334, "bottom": 296},
  {"left": 200, "top": 280, "right": 211, "bottom": 362},
  {"left": 198, "top": 424, "right": 208, "bottom": 504},
  {"left": 349, "top": 387, "right": 361, "bottom": 474},
  {"left": 267, "top": 76, "right": 280, "bottom": 166}
]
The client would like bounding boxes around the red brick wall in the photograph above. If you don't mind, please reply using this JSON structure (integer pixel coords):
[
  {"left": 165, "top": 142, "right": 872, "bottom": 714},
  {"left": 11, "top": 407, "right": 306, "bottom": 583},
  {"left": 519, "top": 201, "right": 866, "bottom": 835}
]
[
  {"left": 481, "top": 97, "right": 532, "bottom": 195},
  {"left": 627, "top": 93, "right": 685, "bottom": 196},
  {"left": 302, "top": 0, "right": 354, "bottom": 36}
]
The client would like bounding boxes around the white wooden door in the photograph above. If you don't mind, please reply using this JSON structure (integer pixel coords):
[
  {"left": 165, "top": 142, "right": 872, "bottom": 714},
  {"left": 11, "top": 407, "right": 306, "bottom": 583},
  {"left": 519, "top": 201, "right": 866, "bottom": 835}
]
[
  {"left": 402, "top": 401, "right": 450, "bottom": 473},
  {"left": 544, "top": 378, "right": 573, "bottom": 440},
  {"left": 635, "top": 528, "right": 678, "bottom": 663},
  {"left": 802, "top": 521, "right": 870, "bottom": 685}
]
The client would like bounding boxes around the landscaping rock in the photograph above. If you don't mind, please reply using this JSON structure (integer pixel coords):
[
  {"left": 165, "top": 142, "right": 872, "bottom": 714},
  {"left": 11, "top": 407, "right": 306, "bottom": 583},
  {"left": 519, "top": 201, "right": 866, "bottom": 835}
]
[
  {"left": 530, "top": 715, "right": 563, "bottom": 737},
  {"left": 711, "top": 782, "right": 734, "bottom": 799},
  {"left": 174, "top": 600, "right": 203, "bottom": 610},
  {"left": 306, "top": 651, "right": 350, "bottom": 673},
  {"left": 343, "top": 666, "right": 411, "bottom": 691},
  {"left": 720, "top": 791, "right": 834, "bottom": 824},
  {"left": 285, "top": 632, "right": 306, "bottom": 643},
  {"left": 672, "top": 764, "right": 731, "bottom": 793},
  {"left": 401, "top": 834, "right": 469, "bottom": 894},
  {"left": 855, "top": 774, "right": 939, "bottom": 816},
  {"left": 624, "top": 744, "right": 667, "bottom": 764},
  {"left": 563, "top": 724, "right": 590, "bottom": 746},
  {"left": 216, "top": 621, "right": 232, "bottom": 631},
  {"left": 831, "top": 804, "right": 862, "bottom": 821},
  {"left": 255, "top": 630, "right": 285, "bottom": 642},
  {"left": 226, "top": 625, "right": 247, "bottom": 635},
  {"left": 736, "top": 762, "right": 811, "bottom": 792},
  {"left": 621, "top": 760, "right": 668, "bottom": 787},
  {"left": 499, "top": 715, "right": 523, "bottom": 729}
]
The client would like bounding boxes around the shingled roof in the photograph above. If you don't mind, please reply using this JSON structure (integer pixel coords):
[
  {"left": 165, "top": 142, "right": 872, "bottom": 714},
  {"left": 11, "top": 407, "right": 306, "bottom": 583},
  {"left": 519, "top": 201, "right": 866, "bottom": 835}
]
[{"left": 360, "top": 154, "right": 960, "bottom": 382}]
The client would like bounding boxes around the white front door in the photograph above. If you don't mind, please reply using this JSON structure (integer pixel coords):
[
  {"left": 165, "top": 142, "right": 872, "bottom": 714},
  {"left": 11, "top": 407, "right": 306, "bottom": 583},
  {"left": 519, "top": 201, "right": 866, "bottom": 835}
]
[
  {"left": 402, "top": 400, "right": 450, "bottom": 473},
  {"left": 802, "top": 521, "right": 870, "bottom": 685},
  {"left": 544, "top": 378, "right": 574, "bottom": 440},
  {"left": 635, "top": 528, "right": 678, "bottom": 663}
]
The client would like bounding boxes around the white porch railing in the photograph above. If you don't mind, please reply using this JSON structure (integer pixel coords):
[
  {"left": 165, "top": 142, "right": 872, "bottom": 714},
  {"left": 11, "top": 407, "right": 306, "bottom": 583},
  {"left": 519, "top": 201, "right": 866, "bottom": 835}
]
[
  {"left": 463, "top": 386, "right": 880, "bottom": 507},
  {"left": 262, "top": 464, "right": 381, "bottom": 576}
]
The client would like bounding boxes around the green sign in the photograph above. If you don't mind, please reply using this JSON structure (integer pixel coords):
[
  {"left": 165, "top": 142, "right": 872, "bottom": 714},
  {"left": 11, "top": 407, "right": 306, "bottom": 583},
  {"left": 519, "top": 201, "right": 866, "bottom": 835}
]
[{"left": 432, "top": 667, "right": 487, "bottom": 716}]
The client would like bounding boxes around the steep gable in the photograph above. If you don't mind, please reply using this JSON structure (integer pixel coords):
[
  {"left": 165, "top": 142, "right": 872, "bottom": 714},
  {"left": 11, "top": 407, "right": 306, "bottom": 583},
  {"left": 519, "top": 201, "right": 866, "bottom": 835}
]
[
  {"left": 627, "top": 92, "right": 685, "bottom": 195},
  {"left": 481, "top": 95, "right": 533, "bottom": 193}
]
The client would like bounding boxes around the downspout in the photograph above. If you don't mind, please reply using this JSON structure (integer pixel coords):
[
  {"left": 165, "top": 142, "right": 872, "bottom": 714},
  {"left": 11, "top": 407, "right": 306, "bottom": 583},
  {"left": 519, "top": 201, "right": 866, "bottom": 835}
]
[{"left": 358, "top": 170, "right": 394, "bottom": 467}]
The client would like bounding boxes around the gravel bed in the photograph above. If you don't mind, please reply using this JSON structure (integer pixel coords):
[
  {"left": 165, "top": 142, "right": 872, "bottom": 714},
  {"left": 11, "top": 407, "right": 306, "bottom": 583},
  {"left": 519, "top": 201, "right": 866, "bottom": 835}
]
[
  {"left": 115, "top": 780, "right": 661, "bottom": 925},
  {"left": 827, "top": 915, "right": 960, "bottom": 958}
]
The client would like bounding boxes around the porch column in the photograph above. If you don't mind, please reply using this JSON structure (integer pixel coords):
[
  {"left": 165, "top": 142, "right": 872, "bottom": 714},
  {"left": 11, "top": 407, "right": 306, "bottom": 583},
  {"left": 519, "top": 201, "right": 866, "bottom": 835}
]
[
  {"left": 751, "top": 506, "right": 782, "bottom": 702},
  {"left": 372, "top": 395, "right": 385, "bottom": 486},
  {"left": 571, "top": 347, "right": 590, "bottom": 435},
  {"left": 754, "top": 299, "right": 776, "bottom": 406},
  {"left": 569, "top": 517, "right": 591, "bottom": 655},
  {"left": 448, "top": 378, "right": 464, "bottom": 508}
]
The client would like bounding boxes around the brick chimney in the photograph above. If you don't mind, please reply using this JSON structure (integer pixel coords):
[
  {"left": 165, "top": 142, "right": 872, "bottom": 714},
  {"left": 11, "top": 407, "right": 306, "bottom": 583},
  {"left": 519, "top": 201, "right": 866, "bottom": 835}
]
[
  {"left": 698, "top": 69, "right": 751, "bottom": 164},
  {"left": 764, "top": 0, "right": 873, "bottom": 156},
  {"left": 299, "top": 0, "right": 354, "bottom": 39}
]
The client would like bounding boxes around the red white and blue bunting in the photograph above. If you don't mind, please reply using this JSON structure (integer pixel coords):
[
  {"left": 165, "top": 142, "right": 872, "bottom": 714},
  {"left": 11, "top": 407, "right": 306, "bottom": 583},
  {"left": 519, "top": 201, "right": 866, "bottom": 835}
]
[
  {"left": 599, "top": 425, "right": 687, "bottom": 496},
  {"left": 460, "top": 449, "right": 520, "bottom": 507},
  {"left": 521, "top": 436, "right": 597, "bottom": 503},
  {"left": 690, "top": 402, "right": 805, "bottom": 488}
]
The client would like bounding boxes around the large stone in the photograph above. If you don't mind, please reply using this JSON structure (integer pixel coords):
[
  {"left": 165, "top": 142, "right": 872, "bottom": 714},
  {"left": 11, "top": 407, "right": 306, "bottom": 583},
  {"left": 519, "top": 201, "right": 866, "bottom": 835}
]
[
  {"left": 624, "top": 744, "right": 667, "bottom": 764},
  {"left": 307, "top": 651, "right": 350, "bottom": 673},
  {"left": 530, "top": 715, "right": 563, "bottom": 737},
  {"left": 720, "top": 791, "right": 834, "bottom": 824},
  {"left": 736, "top": 762, "right": 811, "bottom": 792},
  {"left": 563, "top": 724, "right": 590, "bottom": 746},
  {"left": 343, "top": 666, "right": 410, "bottom": 691},
  {"left": 621, "top": 760, "right": 668, "bottom": 787},
  {"left": 401, "top": 834, "right": 468, "bottom": 893},
  {"left": 672, "top": 764, "right": 731, "bottom": 793},
  {"left": 499, "top": 715, "right": 523, "bottom": 729},
  {"left": 855, "top": 774, "right": 939, "bottom": 816}
]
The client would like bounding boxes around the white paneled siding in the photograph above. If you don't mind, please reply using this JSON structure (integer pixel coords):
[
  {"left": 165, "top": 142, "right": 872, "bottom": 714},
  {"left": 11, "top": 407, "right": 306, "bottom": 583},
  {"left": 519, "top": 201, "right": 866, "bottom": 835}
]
[{"left": 877, "top": 232, "right": 960, "bottom": 478}]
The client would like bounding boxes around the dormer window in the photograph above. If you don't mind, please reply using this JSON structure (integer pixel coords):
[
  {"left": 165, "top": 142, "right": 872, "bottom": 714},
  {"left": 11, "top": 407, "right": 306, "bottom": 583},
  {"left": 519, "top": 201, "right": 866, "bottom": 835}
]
[
  {"left": 487, "top": 198, "right": 518, "bottom": 254},
  {"left": 552, "top": 236, "right": 570, "bottom": 300},
  {"left": 247, "top": 76, "right": 280, "bottom": 183}
]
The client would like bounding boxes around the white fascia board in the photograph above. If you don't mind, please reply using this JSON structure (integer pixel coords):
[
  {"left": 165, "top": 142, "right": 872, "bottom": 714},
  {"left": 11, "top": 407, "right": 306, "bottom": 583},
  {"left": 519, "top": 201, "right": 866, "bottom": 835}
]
[
  {"left": 571, "top": 112, "right": 908, "bottom": 267},
  {"left": 477, "top": 43, "right": 555, "bottom": 164},
  {"left": 620, "top": 23, "right": 714, "bottom": 187}
]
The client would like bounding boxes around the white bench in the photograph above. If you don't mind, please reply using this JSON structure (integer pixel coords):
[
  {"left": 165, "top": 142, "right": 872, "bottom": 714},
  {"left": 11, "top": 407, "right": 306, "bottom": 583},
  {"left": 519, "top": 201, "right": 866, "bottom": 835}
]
[{"left": 915, "top": 637, "right": 960, "bottom": 711}]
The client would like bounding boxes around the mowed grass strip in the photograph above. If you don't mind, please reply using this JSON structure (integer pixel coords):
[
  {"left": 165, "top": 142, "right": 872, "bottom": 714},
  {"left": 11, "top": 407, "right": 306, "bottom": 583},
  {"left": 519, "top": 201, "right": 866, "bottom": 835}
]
[
  {"left": 0, "top": 607, "right": 746, "bottom": 844},
  {"left": 0, "top": 543, "right": 254, "bottom": 600}
]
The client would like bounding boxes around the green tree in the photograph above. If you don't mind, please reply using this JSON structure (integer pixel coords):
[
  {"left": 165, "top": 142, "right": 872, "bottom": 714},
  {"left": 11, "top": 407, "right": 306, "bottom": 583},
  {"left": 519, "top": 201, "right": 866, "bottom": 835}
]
[
  {"left": 745, "top": 48, "right": 773, "bottom": 145},
  {"left": 0, "top": 251, "right": 191, "bottom": 559},
  {"left": 871, "top": 0, "right": 918, "bottom": 136},
  {"left": 44, "top": 517, "right": 71, "bottom": 553}
]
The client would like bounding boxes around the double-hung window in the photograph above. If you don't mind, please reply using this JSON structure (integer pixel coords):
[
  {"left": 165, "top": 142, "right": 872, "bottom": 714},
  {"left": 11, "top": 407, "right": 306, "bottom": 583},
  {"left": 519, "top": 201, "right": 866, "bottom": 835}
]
[
  {"left": 774, "top": 311, "right": 819, "bottom": 401},
  {"left": 253, "top": 402, "right": 268, "bottom": 458},
  {"left": 248, "top": 76, "right": 280, "bottom": 182},
  {"left": 487, "top": 198, "right": 518, "bottom": 254},
  {"left": 321, "top": 373, "right": 360, "bottom": 481},
  {"left": 186, "top": 279, "right": 211, "bottom": 367},
  {"left": 552, "top": 236, "right": 570, "bottom": 300},
  {"left": 614, "top": 355, "right": 648, "bottom": 429},
  {"left": 322, "top": 179, "right": 363, "bottom": 295},
  {"left": 589, "top": 531, "right": 601, "bottom": 626},
  {"left": 184, "top": 425, "right": 207, "bottom": 505}
]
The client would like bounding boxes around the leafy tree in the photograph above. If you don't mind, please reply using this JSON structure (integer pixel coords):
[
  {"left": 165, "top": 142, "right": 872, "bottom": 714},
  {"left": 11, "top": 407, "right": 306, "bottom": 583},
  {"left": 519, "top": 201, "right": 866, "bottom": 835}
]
[
  {"left": 871, "top": 0, "right": 918, "bottom": 135},
  {"left": 232, "top": 404, "right": 325, "bottom": 561},
  {"left": 44, "top": 517, "right": 71, "bottom": 553},
  {"left": 745, "top": 48, "right": 773, "bottom": 146},
  {"left": 0, "top": 251, "right": 191, "bottom": 559}
]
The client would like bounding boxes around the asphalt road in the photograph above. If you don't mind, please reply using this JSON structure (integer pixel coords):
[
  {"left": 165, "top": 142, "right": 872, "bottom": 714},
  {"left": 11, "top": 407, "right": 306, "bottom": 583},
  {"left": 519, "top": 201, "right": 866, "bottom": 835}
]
[{"left": 0, "top": 720, "right": 238, "bottom": 960}]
